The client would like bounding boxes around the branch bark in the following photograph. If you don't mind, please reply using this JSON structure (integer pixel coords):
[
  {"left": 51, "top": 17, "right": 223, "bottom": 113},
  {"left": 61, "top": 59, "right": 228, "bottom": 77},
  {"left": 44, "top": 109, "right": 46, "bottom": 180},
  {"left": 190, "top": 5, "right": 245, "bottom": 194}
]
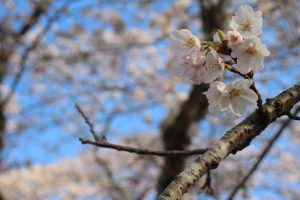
[
  {"left": 157, "top": 82, "right": 300, "bottom": 200},
  {"left": 79, "top": 138, "right": 207, "bottom": 157},
  {"left": 227, "top": 106, "right": 300, "bottom": 200}
]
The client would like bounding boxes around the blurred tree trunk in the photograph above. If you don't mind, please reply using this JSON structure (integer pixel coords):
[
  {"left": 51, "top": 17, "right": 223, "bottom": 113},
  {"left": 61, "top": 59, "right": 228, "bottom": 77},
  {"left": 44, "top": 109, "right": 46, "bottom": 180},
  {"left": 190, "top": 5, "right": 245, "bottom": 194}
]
[
  {"left": 157, "top": 0, "right": 228, "bottom": 193},
  {"left": 0, "top": 29, "right": 11, "bottom": 169},
  {"left": 0, "top": 0, "right": 50, "bottom": 172}
]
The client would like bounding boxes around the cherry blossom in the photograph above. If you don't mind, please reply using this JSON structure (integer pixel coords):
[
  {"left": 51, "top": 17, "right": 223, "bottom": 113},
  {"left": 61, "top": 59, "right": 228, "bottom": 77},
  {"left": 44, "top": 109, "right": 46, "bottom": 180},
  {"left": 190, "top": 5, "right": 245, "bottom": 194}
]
[
  {"left": 226, "top": 30, "right": 243, "bottom": 48},
  {"left": 231, "top": 37, "right": 270, "bottom": 74},
  {"left": 229, "top": 5, "right": 263, "bottom": 37},
  {"left": 172, "top": 48, "right": 206, "bottom": 84},
  {"left": 169, "top": 5, "right": 270, "bottom": 117},
  {"left": 170, "top": 29, "right": 201, "bottom": 55},
  {"left": 204, "top": 81, "right": 226, "bottom": 115},
  {"left": 203, "top": 48, "right": 225, "bottom": 83},
  {"left": 219, "top": 79, "right": 258, "bottom": 117}
]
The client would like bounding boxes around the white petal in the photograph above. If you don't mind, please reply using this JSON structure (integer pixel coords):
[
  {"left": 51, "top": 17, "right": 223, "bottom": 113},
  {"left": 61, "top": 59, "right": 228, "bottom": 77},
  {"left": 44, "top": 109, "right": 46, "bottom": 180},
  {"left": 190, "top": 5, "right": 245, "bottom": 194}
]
[
  {"left": 219, "top": 93, "right": 230, "bottom": 111},
  {"left": 208, "top": 104, "right": 222, "bottom": 115},
  {"left": 240, "top": 90, "right": 258, "bottom": 105},
  {"left": 230, "top": 100, "right": 246, "bottom": 116},
  {"left": 249, "top": 56, "right": 264, "bottom": 72},
  {"left": 237, "top": 56, "right": 251, "bottom": 74}
]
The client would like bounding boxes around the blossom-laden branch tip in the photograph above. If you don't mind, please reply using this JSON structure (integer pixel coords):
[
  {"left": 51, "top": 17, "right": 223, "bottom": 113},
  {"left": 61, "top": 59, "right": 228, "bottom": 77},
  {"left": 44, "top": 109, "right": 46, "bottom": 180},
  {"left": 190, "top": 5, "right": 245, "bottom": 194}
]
[{"left": 169, "top": 5, "right": 270, "bottom": 117}]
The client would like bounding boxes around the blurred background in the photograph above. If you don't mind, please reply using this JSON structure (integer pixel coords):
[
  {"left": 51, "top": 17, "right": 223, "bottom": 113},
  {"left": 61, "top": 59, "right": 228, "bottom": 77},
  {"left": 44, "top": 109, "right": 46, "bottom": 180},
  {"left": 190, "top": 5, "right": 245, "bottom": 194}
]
[{"left": 0, "top": 0, "right": 300, "bottom": 199}]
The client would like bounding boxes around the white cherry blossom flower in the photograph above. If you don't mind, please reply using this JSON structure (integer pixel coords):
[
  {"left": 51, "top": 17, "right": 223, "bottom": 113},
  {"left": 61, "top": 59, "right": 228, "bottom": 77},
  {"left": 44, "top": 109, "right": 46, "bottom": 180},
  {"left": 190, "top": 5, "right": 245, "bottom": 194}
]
[
  {"left": 226, "top": 30, "right": 243, "bottom": 48},
  {"left": 219, "top": 79, "right": 258, "bottom": 117},
  {"left": 231, "top": 37, "right": 270, "bottom": 74},
  {"left": 204, "top": 48, "right": 225, "bottom": 83},
  {"left": 230, "top": 5, "right": 263, "bottom": 37},
  {"left": 172, "top": 48, "right": 206, "bottom": 85},
  {"left": 204, "top": 81, "right": 226, "bottom": 114},
  {"left": 170, "top": 29, "right": 201, "bottom": 55}
]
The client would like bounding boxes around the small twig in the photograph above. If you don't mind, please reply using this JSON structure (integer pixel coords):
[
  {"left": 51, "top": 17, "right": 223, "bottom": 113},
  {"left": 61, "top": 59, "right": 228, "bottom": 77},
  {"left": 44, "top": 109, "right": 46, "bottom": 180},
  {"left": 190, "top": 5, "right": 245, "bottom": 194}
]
[
  {"left": 76, "top": 103, "right": 100, "bottom": 141},
  {"left": 76, "top": 102, "right": 203, "bottom": 158},
  {"left": 249, "top": 82, "right": 265, "bottom": 113},
  {"left": 79, "top": 138, "right": 207, "bottom": 157},
  {"left": 287, "top": 112, "right": 300, "bottom": 121},
  {"left": 200, "top": 170, "right": 215, "bottom": 196},
  {"left": 225, "top": 64, "right": 250, "bottom": 79}
]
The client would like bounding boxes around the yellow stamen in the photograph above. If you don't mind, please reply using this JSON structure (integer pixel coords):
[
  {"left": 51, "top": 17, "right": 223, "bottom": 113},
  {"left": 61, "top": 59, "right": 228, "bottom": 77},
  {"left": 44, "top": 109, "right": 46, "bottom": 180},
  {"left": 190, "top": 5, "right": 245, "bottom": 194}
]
[
  {"left": 242, "top": 21, "right": 251, "bottom": 31},
  {"left": 247, "top": 47, "right": 257, "bottom": 56},
  {"left": 184, "top": 37, "right": 196, "bottom": 48},
  {"left": 230, "top": 89, "right": 240, "bottom": 99},
  {"left": 230, "top": 35, "right": 239, "bottom": 42}
]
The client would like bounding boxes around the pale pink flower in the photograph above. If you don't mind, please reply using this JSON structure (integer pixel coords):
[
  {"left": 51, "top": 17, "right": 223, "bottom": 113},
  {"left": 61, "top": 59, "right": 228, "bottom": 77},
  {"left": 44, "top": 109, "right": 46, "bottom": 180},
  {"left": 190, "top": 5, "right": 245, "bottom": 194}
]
[
  {"left": 226, "top": 30, "right": 243, "bottom": 48},
  {"left": 204, "top": 81, "right": 226, "bottom": 114},
  {"left": 230, "top": 5, "right": 263, "bottom": 37},
  {"left": 231, "top": 37, "right": 270, "bottom": 74},
  {"left": 204, "top": 48, "right": 225, "bottom": 83},
  {"left": 219, "top": 79, "right": 258, "bottom": 117},
  {"left": 170, "top": 29, "right": 201, "bottom": 55},
  {"left": 172, "top": 48, "right": 207, "bottom": 85}
]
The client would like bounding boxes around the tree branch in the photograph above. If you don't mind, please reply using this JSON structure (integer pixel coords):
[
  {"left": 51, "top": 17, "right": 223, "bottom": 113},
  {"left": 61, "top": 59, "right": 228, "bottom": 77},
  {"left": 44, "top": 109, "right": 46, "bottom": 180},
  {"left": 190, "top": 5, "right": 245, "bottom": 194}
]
[
  {"left": 227, "top": 106, "right": 300, "bottom": 200},
  {"left": 157, "top": 82, "right": 300, "bottom": 200},
  {"left": 79, "top": 138, "right": 207, "bottom": 157},
  {"left": 77, "top": 103, "right": 207, "bottom": 157},
  {"left": 0, "top": 0, "right": 72, "bottom": 107},
  {"left": 76, "top": 103, "right": 100, "bottom": 141},
  {"left": 17, "top": 1, "right": 51, "bottom": 37},
  {"left": 287, "top": 112, "right": 300, "bottom": 121}
]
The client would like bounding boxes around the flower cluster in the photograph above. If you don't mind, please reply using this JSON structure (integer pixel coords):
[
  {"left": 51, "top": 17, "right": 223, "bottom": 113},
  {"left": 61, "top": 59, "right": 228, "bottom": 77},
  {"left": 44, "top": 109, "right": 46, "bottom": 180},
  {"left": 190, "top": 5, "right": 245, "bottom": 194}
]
[{"left": 169, "top": 5, "right": 270, "bottom": 117}]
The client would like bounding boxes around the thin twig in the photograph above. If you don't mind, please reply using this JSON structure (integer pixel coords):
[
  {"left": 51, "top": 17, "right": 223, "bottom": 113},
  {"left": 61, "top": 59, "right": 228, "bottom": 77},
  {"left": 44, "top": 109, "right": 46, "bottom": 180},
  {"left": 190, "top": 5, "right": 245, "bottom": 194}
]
[
  {"left": 76, "top": 104, "right": 100, "bottom": 141},
  {"left": 79, "top": 138, "right": 207, "bottom": 157},
  {"left": 287, "top": 112, "right": 300, "bottom": 121},
  {"left": 227, "top": 107, "right": 300, "bottom": 200},
  {"left": 200, "top": 170, "right": 215, "bottom": 196},
  {"left": 76, "top": 102, "right": 206, "bottom": 157}
]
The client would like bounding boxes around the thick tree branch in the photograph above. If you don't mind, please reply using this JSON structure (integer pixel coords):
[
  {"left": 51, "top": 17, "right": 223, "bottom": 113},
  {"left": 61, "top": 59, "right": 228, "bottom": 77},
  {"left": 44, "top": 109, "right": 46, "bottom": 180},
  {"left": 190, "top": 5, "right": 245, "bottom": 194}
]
[
  {"left": 79, "top": 138, "right": 207, "bottom": 157},
  {"left": 227, "top": 106, "right": 300, "bottom": 200},
  {"left": 157, "top": 82, "right": 300, "bottom": 200}
]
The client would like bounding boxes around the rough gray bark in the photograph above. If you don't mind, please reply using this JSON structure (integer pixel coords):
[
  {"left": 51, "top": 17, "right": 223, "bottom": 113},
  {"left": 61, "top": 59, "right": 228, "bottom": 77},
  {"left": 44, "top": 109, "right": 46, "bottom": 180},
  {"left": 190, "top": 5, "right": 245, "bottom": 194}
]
[
  {"left": 157, "top": 82, "right": 300, "bottom": 200},
  {"left": 227, "top": 107, "right": 300, "bottom": 200},
  {"left": 157, "top": 0, "right": 227, "bottom": 193}
]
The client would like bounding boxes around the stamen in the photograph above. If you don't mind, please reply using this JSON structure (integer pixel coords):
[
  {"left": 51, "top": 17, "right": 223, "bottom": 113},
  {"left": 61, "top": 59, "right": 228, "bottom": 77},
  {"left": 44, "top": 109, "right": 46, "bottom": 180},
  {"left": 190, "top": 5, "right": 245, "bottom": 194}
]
[
  {"left": 230, "top": 35, "right": 239, "bottom": 42},
  {"left": 230, "top": 89, "right": 240, "bottom": 99},
  {"left": 247, "top": 47, "right": 257, "bottom": 56},
  {"left": 184, "top": 37, "right": 196, "bottom": 48},
  {"left": 242, "top": 21, "right": 251, "bottom": 31}
]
